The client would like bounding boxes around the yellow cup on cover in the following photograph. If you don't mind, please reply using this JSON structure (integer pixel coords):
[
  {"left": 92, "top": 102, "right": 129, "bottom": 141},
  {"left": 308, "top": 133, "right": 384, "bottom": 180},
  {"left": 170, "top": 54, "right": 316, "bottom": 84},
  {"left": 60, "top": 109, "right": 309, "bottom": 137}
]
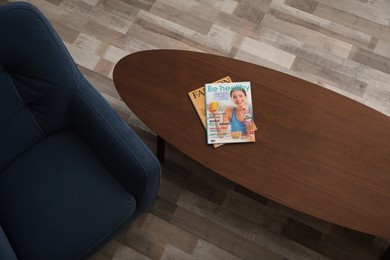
[{"left": 210, "top": 101, "right": 219, "bottom": 111}]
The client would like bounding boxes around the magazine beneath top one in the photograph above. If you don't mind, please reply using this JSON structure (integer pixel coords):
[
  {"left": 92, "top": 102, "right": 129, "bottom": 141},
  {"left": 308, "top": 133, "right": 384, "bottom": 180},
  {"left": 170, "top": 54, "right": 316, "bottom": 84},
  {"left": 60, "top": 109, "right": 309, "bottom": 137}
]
[
  {"left": 188, "top": 76, "right": 232, "bottom": 129},
  {"left": 205, "top": 81, "right": 255, "bottom": 144},
  {"left": 188, "top": 76, "right": 232, "bottom": 148}
]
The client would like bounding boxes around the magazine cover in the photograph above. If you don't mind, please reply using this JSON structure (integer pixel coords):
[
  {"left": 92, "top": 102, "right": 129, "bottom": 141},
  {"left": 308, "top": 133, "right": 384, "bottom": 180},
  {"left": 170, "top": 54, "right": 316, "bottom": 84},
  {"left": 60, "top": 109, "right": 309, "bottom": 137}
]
[{"left": 205, "top": 81, "right": 255, "bottom": 144}]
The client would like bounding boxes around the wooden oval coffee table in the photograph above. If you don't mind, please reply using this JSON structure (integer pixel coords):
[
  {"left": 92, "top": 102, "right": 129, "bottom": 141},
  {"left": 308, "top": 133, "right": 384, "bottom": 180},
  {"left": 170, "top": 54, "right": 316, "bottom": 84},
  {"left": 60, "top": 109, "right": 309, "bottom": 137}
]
[{"left": 113, "top": 50, "right": 390, "bottom": 240}]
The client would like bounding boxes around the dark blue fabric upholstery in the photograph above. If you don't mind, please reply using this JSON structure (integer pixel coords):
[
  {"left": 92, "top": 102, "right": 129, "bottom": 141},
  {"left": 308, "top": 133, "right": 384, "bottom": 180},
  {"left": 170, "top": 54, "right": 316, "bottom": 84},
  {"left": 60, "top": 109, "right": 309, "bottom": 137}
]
[
  {"left": 0, "top": 130, "right": 137, "bottom": 259},
  {"left": 0, "top": 2, "right": 160, "bottom": 259},
  {"left": 0, "top": 226, "right": 17, "bottom": 260}
]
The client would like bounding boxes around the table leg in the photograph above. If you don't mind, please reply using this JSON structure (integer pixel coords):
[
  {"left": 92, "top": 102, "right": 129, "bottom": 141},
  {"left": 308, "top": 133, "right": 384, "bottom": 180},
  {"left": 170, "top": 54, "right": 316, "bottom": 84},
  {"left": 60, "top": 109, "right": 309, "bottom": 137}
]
[
  {"left": 381, "top": 246, "right": 390, "bottom": 260},
  {"left": 157, "top": 135, "right": 165, "bottom": 163}
]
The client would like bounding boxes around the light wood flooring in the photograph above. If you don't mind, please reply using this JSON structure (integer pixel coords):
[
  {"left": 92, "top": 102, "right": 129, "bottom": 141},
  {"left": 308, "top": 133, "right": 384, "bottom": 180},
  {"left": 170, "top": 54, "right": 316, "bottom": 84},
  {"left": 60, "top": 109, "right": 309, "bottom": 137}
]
[{"left": 2, "top": 0, "right": 390, "bottom": 259}]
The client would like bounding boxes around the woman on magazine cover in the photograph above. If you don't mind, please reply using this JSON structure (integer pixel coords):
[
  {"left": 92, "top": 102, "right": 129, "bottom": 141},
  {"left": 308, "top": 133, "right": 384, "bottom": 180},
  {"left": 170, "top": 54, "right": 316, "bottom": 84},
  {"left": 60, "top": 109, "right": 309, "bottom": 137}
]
[{"left": 208, "top": 87, "right": 254, "bottom": 139}]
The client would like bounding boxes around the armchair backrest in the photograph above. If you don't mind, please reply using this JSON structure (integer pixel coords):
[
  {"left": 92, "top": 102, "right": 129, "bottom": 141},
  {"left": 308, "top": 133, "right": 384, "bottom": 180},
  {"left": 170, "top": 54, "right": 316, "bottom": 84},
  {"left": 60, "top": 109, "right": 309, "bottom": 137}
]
[{"left": 0, "top": 3, "right": 80, "bottom": 169}]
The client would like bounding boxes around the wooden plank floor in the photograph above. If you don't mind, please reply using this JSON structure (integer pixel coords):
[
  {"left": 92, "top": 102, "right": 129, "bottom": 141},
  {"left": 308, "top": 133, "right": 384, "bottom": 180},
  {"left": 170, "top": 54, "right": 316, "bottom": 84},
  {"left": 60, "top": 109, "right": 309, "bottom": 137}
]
[{"left": 2, "top": 0, "right": 389, "bottom": 259}]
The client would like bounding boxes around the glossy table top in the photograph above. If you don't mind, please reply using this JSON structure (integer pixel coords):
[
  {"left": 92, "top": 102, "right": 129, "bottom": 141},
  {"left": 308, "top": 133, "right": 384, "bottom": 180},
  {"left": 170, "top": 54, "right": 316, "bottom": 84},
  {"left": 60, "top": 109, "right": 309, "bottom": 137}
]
[{"left": 113, "top": 50, "right": 390, "bottom": 238}]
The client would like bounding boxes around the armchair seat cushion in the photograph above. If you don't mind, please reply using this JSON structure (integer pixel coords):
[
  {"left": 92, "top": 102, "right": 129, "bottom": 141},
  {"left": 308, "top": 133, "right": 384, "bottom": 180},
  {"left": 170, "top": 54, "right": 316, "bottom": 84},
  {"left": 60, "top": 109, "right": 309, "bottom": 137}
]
[{"left": 0, "top": 130, "right": 136, "bottom": 260}]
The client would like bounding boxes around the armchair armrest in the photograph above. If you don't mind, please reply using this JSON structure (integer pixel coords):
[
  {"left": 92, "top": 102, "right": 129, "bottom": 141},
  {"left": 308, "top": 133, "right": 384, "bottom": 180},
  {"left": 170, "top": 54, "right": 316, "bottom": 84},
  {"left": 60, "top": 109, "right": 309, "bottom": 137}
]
[{"left": 69, "top": 75, "right": 161, "bottom": 214}]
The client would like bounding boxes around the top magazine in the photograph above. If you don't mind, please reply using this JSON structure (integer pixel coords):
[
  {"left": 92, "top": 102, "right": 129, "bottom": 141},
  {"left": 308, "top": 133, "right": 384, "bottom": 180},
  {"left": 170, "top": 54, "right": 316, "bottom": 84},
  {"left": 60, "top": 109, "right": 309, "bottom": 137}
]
[{"left": 205, "top": 81, "right": 255, "bottom": 144}]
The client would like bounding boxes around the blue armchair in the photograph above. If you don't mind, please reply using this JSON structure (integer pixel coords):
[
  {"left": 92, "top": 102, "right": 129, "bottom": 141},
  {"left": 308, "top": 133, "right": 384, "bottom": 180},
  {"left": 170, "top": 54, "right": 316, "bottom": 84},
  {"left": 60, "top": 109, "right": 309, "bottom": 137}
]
[{"left": 0, "top": 2, "right": 160, "bottom": 259}]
